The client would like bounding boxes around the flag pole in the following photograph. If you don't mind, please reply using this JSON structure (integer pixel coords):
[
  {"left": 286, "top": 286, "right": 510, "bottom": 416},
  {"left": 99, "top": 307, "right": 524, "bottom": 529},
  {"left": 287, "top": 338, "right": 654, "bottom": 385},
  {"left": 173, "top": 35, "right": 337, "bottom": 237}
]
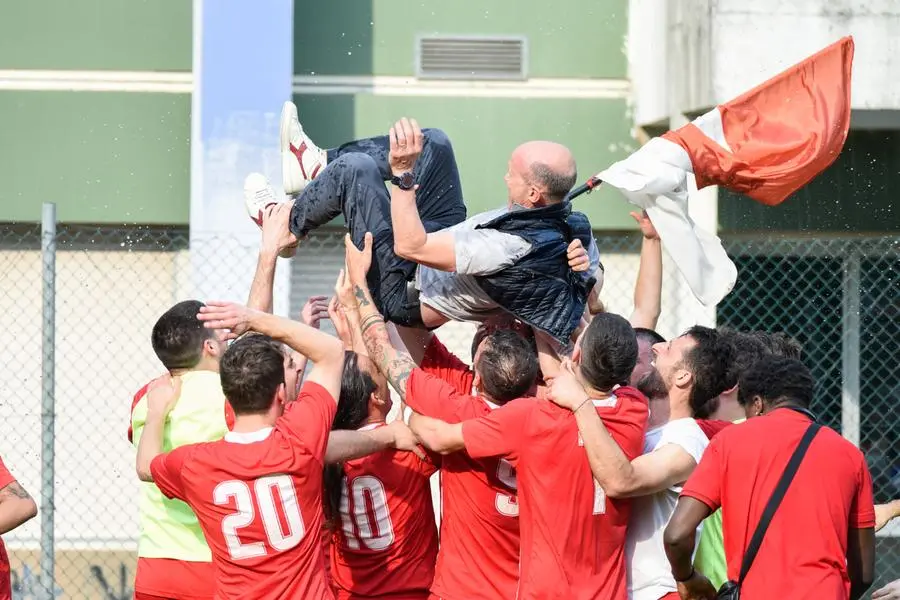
[{"left": 567, "top": 175, "right": 603, "bottom": 201}]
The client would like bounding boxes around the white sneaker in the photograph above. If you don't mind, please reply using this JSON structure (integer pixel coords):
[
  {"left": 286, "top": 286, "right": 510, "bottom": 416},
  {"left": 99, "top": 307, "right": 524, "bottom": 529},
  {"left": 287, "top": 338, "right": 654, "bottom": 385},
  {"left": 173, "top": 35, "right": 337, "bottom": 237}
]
[
  {"left": 281, "top": 101, "right": 327, "bottom": 195},
  {"left": 244, "top": 172, "right": 283, "bottom": 227},
  {"left": 243, "top": 172, "right": 298, "bottom": 258}
]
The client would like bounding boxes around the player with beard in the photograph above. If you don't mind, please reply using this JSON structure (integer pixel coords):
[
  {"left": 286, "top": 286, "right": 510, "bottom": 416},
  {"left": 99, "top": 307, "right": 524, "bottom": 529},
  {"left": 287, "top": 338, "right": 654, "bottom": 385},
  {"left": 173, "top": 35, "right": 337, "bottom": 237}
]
[{"left": 548, "top": 326, "right": 733, "bottom": 600}]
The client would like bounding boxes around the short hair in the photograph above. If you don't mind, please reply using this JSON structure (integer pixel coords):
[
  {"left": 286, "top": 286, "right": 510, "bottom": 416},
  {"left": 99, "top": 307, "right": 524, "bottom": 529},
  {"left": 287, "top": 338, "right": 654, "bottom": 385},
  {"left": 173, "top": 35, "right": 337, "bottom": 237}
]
[
  {"left": 220, "top": 334, "right": 285, "bottom": 415},
  {"left": 470, "top": 318, "right": 536, "bottom": 361},
  {"left": 680, "top": 326, "right": 734, "bottom": 419},
  {"left": 580, "top": 313, "right": 638, "bottom": 391},
  {"left": 738, "top": 356, "right": 814, "bottom": 409},
  {"left": 529, "top": 161, "right": 577, "bottom": 202},
  {"left": 474, "top": 330, "right": 539, "bottom": 403},
  {"left": 718, "top": 328, "right": 772, "bottom": 390},
  {"left": 151, "top": 300, "right": 215, "bottom": 371},
  {"left": 634, "top": 327, "right": 666, "bottom": 346},
  {"left": 323, "top": 352, "right": 375, "bottom": 529},
  {"left": 749, "top": 330, "right": 803, "bottom": 360}
]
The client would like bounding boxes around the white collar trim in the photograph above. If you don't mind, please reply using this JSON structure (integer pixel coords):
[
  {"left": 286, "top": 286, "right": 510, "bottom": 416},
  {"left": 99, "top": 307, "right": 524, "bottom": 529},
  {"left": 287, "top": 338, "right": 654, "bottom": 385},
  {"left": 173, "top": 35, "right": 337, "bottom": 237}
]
[{"left": 224, "top": 427, "right": 274, "bottom": 444}]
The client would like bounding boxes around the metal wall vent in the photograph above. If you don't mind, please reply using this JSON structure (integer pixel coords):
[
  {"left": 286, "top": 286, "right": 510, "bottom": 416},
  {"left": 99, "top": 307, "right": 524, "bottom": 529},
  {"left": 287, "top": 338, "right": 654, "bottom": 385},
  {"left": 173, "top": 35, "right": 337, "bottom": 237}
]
[{"left": 416, "top": 35, "right": 528, "bottom": 80}]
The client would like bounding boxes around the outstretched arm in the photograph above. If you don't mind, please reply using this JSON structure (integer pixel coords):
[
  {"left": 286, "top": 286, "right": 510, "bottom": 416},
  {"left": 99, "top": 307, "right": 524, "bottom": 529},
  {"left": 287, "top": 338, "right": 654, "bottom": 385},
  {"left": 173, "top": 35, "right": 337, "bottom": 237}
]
[
  {"left": 343, "top": 233, "right": 419, "bottom": 400},
  {"left": 247, "top": 203, "right": 297, "bottom": 314},
  {"left": 629, "top": 210, "right": 662, "bottom": 330},
  {"left": 198, "top": 303, "right": 345, "bottom": 401},
  {"left": 387, "top": 117, "right": 458, "bottom": 271}
]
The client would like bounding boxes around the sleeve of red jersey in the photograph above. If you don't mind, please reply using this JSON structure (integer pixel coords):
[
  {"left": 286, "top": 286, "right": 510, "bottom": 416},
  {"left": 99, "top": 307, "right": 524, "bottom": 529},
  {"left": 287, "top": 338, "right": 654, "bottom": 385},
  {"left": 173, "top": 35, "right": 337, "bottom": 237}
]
[
  {"left": 850, "top": 453, "right": 876, "bottom": 529},
  {"left": 420, "top": 336, "right": 474, "bottom": 395},
  {"left": 0, "top": 456, "right": 17, "bottom": 490},
  {"left": 280, "top": 381, "right": 339, "bottom": 463},
  {"left": 679, "top": 435, "right": 724, "bottom": 511},
  {"left": 406, "top": 368, "right": 482, "bottom": 423},
  {"left": 461, "top": 399, "right": 533, "bottom": 466},
  {"left": 150, "top": 446, "right": 193, "bottom": 501}
]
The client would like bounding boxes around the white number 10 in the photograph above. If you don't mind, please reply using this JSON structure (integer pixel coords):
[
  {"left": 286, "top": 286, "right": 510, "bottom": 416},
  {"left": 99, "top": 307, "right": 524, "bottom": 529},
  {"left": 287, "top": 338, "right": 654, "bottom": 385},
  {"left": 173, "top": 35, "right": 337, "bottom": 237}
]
[{"left": 213, "top": 475, "right": 307, "bottom": 560}]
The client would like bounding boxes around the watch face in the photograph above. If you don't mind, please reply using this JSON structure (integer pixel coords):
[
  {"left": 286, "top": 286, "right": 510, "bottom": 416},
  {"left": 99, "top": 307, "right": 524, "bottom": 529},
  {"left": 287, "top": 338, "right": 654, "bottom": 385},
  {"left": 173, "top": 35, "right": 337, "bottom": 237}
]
[{"left": 397, "top": 172, "right": 415, "bottom": 189}]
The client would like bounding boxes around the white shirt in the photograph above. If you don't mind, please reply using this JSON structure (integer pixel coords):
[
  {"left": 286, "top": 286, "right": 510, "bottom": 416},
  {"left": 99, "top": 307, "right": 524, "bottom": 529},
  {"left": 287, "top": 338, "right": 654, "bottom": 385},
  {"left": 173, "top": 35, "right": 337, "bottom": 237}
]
[
  {"left": 415, "top": 207, "right": 601, "bottom": 323},
  {"left": 627, "top": 418, "right": 709, "bottom": 600}
]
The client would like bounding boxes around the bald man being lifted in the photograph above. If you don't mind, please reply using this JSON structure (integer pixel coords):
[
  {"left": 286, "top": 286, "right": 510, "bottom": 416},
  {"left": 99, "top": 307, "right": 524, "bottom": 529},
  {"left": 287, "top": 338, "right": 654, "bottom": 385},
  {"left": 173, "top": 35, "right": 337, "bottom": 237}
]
[{"left": 246, "top": 102, "right": 602, "bottom": 345}]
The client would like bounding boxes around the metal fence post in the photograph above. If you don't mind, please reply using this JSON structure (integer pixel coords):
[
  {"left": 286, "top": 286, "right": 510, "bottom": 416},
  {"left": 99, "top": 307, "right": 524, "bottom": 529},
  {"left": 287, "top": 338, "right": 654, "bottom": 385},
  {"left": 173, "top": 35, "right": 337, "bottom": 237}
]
[
  {"left": 40, "top": 203, "right": 57, "bottom": 599},
  {"left": 842, "top": 250, "right": 861, "bottom": 447}
]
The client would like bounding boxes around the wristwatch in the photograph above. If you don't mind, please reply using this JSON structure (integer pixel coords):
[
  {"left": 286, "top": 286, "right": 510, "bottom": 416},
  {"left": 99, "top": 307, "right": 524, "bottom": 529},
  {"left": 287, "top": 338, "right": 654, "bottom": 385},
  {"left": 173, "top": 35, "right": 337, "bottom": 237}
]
[{"left": 390, "top": 171, "right": 416, "bottom": 191}]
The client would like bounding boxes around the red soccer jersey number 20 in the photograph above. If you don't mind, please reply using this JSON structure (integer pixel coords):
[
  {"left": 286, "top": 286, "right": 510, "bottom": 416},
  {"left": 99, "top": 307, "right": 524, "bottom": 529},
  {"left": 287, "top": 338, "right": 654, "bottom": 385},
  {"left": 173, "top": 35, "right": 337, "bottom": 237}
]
[{"left": 214, "top": 475, "right": 307, "bottom": 559}]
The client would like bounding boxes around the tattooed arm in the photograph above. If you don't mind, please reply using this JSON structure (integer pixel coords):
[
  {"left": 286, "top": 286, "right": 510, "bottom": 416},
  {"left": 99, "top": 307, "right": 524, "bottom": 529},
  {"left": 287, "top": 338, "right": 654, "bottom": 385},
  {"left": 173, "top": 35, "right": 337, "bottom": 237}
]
[
  {"left": 0, "top": 479, "right": 37, "bottom": 535},
  {"left": 344, "top": 233, "right": 417, "bottom": 400}
]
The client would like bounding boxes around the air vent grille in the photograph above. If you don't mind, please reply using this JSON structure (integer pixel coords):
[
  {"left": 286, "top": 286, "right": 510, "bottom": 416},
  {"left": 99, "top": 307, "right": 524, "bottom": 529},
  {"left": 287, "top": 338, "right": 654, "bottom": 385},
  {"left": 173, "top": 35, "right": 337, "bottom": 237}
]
[{"left": 416, "top": 36, "right": 527, "bottom": 80}]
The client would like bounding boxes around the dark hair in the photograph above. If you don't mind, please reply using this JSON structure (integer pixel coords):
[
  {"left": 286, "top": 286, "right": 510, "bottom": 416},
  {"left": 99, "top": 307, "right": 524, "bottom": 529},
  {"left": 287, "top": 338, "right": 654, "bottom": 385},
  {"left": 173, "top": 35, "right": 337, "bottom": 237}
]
[
  {"left": 151, "top": 300, "right": 215, "bottom": 371},
  {"left": 738, "top": 356, "right": 814, "bottom": 409},
  {"left": 749, "top": 331, "right": 803, "bottom": 360},
  {"left": 220, "top": 334, "right": 285, "bottom": 415},
  {"left": 580, "top": 313, "right": 638, "bottom": 391},
  {"left": 680, "top": 326, "right": 734, "bottom": 419},
  {"left": 323, "top": 352, "right": 376, "bottom": 529},
  {"left": 718, "top": 328, "right": 771, "bottom": 390},
  {"left": 470, "top": 318, "right": 536, "bottom": 361},
  {"left": 529, "top": 161, "right": 577, "bottom": 202},
  {"left": 474, "top": 330, "right": 539, "bottom": 403},
  {"left": 634, "top": 327, "right": 666, "bottom": 346}
]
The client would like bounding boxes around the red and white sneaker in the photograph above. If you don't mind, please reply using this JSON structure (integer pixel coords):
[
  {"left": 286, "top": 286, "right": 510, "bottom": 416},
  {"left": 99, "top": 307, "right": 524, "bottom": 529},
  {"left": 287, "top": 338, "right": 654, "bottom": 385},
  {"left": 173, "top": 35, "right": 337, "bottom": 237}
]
[
  {"left": 243, "top": 173, "right": 298, "bottom": 257},
  {"left": 244, "top": 172, "right": 282, "bottom": 227},
  {"left": 280, "top": 101, "right": 327, "bottom": 195}
]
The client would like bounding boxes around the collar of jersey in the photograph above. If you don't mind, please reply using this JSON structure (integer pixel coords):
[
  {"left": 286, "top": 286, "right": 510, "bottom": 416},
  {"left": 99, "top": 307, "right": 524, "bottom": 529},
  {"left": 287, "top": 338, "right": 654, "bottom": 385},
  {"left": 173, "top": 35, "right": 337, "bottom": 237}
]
[{"left": 224, "top": 427, "right": 274, "bottom": 444}]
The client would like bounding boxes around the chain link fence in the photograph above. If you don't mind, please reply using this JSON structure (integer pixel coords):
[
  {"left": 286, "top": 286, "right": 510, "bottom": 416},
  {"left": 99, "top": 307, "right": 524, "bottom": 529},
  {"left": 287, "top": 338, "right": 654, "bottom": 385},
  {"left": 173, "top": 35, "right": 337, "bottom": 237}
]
[{"left": 0, "top": 212, "right": 897, "bottom": 597}]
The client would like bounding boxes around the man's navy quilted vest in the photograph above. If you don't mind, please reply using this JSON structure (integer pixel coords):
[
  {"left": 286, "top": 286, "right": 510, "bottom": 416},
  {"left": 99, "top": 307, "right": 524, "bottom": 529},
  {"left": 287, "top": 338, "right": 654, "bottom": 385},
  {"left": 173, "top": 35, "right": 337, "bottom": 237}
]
[{"left": 474, "top": 201, "right": 595, "bottom": 345}]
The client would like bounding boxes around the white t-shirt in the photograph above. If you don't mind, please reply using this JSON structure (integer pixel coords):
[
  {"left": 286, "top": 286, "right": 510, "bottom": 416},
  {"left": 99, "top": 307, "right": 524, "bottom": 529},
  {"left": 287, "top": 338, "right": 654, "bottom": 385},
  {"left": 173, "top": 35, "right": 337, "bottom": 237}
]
[
  {"left": 416, "top": 207, "right": 601, "bottom": 323},
  {"left": 627, "top": 418, "right": 709, "bottom": 600}
]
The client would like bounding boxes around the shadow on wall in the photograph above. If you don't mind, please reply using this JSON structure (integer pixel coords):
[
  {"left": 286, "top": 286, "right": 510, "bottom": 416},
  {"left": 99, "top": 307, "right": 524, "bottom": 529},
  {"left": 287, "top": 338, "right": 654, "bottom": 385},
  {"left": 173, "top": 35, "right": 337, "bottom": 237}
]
[{"left": 292, "top": 0, "right": 375, "bottom": 146}]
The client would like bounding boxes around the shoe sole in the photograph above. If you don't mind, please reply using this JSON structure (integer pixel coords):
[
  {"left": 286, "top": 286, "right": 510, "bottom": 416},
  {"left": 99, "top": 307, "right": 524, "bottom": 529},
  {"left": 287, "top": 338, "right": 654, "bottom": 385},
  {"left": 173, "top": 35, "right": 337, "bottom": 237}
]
[
  {"left": 244, "top": 172, "right": 279, "bottom": 228},
  {"left": 280, "top": 101, "right": 307, "bottom": 196}
]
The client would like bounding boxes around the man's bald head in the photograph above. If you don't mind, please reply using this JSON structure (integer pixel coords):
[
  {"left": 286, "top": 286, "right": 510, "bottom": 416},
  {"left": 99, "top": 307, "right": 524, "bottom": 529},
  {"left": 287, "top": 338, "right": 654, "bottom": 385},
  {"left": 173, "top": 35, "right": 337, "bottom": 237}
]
[{"left": 506, "top": 141, "right": 577, "bottom": 207}]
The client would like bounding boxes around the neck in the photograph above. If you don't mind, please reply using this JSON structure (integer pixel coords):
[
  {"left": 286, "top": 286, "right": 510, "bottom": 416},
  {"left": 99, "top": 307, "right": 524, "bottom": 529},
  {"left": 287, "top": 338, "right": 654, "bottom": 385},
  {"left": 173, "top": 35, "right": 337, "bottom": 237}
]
[
  {"left": 711, "top": 390, "right": 745, "bottom": 422},
  {"left": 231, "top": 413, "right": 277, "bottom": 433},
  {"left": 649, "top": 390, "right": 692, "bottom": 429}
]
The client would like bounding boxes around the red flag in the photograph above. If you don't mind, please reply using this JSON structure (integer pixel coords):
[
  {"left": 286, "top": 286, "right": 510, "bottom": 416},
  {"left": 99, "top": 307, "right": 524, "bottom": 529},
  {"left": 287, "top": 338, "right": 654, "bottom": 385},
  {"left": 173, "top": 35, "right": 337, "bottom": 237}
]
[{"left": 664, "top": 36, "right": 854, "bottom": 206}]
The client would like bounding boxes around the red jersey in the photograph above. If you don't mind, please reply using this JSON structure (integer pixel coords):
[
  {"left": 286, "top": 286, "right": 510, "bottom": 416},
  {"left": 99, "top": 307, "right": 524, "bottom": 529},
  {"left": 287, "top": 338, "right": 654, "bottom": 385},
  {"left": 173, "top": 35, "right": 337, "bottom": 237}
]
[
  {"left": 150, "top": 381, "right": 337, "bottom": 600},
  {"left": 405, "top": 338, "right": 520, "bottom": 600},
  {"left": 462, "top": 388, "right": 649, "bottom": 600},
  {"left": 682, "top": 408, "right": 875, "bottom": 599},
  {"left": 695, "top": 419, "right": 733, "bottom": 440},
  {"left": 331, "top": 423, "right": 439, "bottom": 600},
  {"left": 0, "top": 457, "right": 16, "bottom": 600}
]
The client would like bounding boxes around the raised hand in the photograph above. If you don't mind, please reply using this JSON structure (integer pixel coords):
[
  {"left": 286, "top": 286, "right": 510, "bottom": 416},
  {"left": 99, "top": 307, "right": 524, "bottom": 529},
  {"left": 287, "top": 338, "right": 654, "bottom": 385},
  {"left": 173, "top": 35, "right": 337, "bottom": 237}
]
[
  {"left": 300, "top": 295, "right": 330, "bottom": 329},
  {"left": 388, "top": 117, "right": 423, "bottom": 176},
  {"left": 197, "top": 302, "right": 258, "bottom": 339},
  {"left": 146, "top": 375, "right": 183, "bottom": 418},
  {"left": 261, "top": 202, "right": 299, "bottom": 255},
  {"left": 344, "top": 232, "right": 373, "bottom": 286},
  {"left": 630, "top": 210, "right": 660, "bottom": 240},
  {"left": 546, "top": 359, "right": 590, "bottom": 411}
]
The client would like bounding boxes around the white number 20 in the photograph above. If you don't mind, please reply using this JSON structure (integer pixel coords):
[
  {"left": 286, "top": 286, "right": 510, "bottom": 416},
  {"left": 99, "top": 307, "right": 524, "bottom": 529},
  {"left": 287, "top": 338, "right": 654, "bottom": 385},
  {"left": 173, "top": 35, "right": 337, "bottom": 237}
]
[{"left": 213, "top": 475, "right": 307, "bottom": 560}]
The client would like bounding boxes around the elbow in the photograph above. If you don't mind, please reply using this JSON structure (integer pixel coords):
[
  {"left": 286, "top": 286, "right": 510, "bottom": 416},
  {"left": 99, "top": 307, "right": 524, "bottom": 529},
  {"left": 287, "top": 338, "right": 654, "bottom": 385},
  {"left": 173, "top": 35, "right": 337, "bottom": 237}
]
[
  {"left": 136, "top": 463, "right": 153, "bottom": 483},
  {"left": 23, "top": 498, "right": 37, "bottom": 522},
  {"left": 662, "top": 520, "right": 691, "bottom": 553},
  {"left": 393, "top": 242, "right": 416, "bottom": 261}
]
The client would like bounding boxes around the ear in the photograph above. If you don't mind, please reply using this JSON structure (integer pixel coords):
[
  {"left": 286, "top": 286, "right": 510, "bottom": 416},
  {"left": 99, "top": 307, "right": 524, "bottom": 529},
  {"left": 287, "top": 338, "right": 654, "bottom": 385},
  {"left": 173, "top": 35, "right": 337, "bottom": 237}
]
[
  {"left": 472, "top": 371, "right": 482, "bottom": 395},
  {"left": 275, "top": 383, "right": 287, "bottom": 408},
  {"left": 675, "top": 368, "right": 693, "bottom": 390},
  {"left": 571, "top": 343, "right": 583, "bottom": 365},
  {"left": 370, "top": 390, "right": 386, "bottom": 408},
  {"left": 203, "top": 337, "right": 220, "bottom": 358},
  {"left": 753, "top": 396, "right": 765, "bottom": 416}
]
